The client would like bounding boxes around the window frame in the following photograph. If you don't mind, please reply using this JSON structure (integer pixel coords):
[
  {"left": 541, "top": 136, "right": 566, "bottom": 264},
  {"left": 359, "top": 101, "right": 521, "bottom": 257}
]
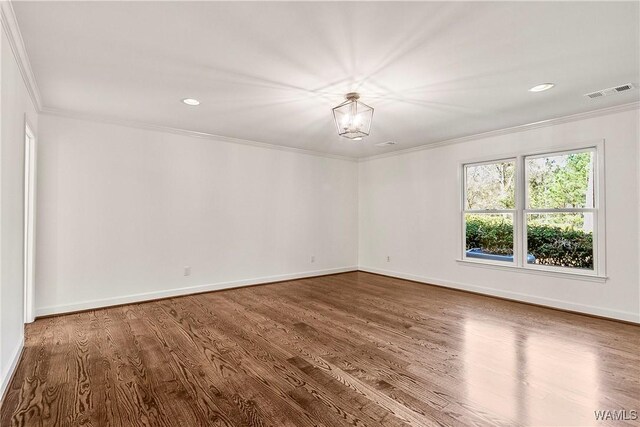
[
  {"left": 462, "top": 157, "right": 518, "bottom": 267},
  {"left": 459, "top": 140, "right": 606, "bottom": 280}
]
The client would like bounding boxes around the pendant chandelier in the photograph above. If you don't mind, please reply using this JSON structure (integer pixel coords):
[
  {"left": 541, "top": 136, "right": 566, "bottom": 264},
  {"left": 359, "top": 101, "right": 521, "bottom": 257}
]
[{"left": 332, "top": 92, "right": 374, "bottom": 140}]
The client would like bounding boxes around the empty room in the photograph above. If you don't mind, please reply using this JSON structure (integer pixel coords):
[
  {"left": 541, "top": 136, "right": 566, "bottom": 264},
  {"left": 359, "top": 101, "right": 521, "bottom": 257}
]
[{"left": 0, "top": 1, "right": 639, "bottom": 426}]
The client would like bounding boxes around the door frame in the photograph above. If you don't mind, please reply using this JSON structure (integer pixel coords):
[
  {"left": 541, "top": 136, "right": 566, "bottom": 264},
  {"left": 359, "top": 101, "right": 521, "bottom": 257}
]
[{"left": 24, "top": 119, "right": 36, "bottom": 323}]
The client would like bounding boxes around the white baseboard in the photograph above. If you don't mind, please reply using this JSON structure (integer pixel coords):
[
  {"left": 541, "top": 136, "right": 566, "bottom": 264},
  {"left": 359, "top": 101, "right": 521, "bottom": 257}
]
[
  {"left": 1, "top": 334, "right": 24, "bottom": 403},
  {"left": 35, "top": 266, "right": 357, "bottom": 317},
  {"left": 358, "top": 266, "right": 640, "bottom": 323}
]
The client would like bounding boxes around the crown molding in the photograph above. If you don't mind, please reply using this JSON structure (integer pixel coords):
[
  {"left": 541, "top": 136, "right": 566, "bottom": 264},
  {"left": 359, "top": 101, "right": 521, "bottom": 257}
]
[
  {"left": 0, "top": 1, "right": 43, "bottom": 111},
  {"left": 39, "top": 101, "right": 640, "bottom": 164},
  {"left": 41, "top": 107, "right": 358, "bottom": 162},
  {"left": 360, "top": 101, "right": 640, "bottom": 162}
]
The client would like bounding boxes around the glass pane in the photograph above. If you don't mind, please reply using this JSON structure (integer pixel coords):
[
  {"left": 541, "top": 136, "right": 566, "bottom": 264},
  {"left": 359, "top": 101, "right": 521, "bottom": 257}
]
[
  {"left": 527, "top": 151, "right": 595, "bottom": 209},
  {"left": 465, "top": 213, "right": 514, "bottom": 262},
  {"left": 465, "top": 161, "right": 515, "bottom": 210},
  {"left": 526, "top": 213, "right": 594, "bottom": 270}
]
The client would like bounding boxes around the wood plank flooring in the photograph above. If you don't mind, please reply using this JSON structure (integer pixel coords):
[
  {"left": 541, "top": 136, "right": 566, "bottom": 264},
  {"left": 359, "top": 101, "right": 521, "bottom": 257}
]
[{"left": 1, "top": 271, "right": 639, "bottom": 426}]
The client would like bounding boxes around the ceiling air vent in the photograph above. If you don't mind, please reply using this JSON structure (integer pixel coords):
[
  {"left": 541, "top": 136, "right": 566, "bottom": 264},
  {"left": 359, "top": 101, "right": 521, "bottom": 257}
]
[
  {"left": 375, "top": 141, "right": 397, "bottom": 147},
  {"left": 615, "top": 84, "right": 633, "bottom": 92},
  {"left": 586, "top": 91, "right": 604, "bottom": 99},
  {"left": 585, "top": 83, "right": 635, "bottom": 99}
]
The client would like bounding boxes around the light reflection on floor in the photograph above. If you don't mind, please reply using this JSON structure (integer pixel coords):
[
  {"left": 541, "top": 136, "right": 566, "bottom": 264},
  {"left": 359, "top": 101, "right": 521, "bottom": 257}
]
[{"left": 464, "top": 319, "right": 599, "bottom": 426}]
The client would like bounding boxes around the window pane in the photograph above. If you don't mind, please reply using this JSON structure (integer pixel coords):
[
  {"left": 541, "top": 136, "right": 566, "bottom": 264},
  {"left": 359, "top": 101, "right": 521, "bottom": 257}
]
[
  {"left": 526, "top": 213, "right": 594, "bottom": 270},
  {"left": 465, "top": 213, "right": 514, "bottom": 262},
  {"left": 465, "top": 161, "right": 515, "bottom": 210},
  {"left": 526, "top": 151, "right": 594, "bottom": 209}
]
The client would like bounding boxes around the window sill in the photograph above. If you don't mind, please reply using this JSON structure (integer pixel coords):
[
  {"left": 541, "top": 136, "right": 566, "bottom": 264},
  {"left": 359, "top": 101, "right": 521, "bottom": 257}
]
[{"left": 456, "top": 259, "right": 608, "bottom": 283}]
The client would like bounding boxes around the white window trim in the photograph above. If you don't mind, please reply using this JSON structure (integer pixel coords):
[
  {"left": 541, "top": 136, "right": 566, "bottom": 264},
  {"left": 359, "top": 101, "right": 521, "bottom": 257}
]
[{"left": 458, "top": 139, "right": 607, "bottom": 281}]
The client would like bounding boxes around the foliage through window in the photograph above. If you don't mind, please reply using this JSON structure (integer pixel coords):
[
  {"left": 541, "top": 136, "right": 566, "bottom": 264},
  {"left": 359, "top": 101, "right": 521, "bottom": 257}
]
[
  {"left": 463, "top": 147, "right": 602, "bottom": 275},
  {"left": 465, "top": 161, "right": 515, "bottom": 210}
]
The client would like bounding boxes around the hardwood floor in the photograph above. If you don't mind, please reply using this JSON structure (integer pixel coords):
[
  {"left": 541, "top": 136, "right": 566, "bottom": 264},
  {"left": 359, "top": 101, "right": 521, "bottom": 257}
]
[{"left": 1, "top": 271, "right": 639, "bottom": 426}]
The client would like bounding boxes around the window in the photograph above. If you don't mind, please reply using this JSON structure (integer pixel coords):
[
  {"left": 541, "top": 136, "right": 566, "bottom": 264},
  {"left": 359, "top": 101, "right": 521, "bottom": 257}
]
[
  {"left": 464, "top": 160, "right": 516, "bottom": 263},
  {"left": 462, "top": 143, "right": 604, "bottom": 278}
]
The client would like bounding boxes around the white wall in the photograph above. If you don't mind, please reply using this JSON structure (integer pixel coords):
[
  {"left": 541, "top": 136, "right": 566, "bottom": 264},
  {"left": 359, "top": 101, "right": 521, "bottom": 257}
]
[
  {"left": 33, "top": 108, "right": 640, "bottom": 323},
  {"left": 35, "top": 114, "right": 358, "bottom": 315},
  {"left": 359, "top": 108, "right": 640, "bottom": 322},
  {"left": 0, "top": 25, "right": 39, "bottom": 397}
]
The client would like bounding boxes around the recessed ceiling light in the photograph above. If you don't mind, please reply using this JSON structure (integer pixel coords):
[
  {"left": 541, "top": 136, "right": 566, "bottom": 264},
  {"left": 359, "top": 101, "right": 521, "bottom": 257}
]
[
  {"left": 353, "top": 137, "right": 363, "bottom": 141},
  {"left": 182, "top": 98, "right": 200, "bottom": 106},
  {"left": 529, "top": 83, "right": 555, "bottom": 92}
]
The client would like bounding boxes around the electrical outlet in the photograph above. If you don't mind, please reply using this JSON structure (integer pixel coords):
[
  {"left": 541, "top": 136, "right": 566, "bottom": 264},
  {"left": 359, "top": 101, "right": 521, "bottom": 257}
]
[
  {"left": 184, "top": 266, "right": 191, "bottom": 276},
  {"left": 311, "top": 256, "right": 315, "bottom": 263},
  {"left": 387, "top": 256, "right": 391, "bottom": 262}
]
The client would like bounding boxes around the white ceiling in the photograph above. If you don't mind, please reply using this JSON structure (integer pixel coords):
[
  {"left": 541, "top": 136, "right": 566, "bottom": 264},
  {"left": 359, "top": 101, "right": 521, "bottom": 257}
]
[{"left": 13, "top": 1, "right": 640, "bottom": 158}]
